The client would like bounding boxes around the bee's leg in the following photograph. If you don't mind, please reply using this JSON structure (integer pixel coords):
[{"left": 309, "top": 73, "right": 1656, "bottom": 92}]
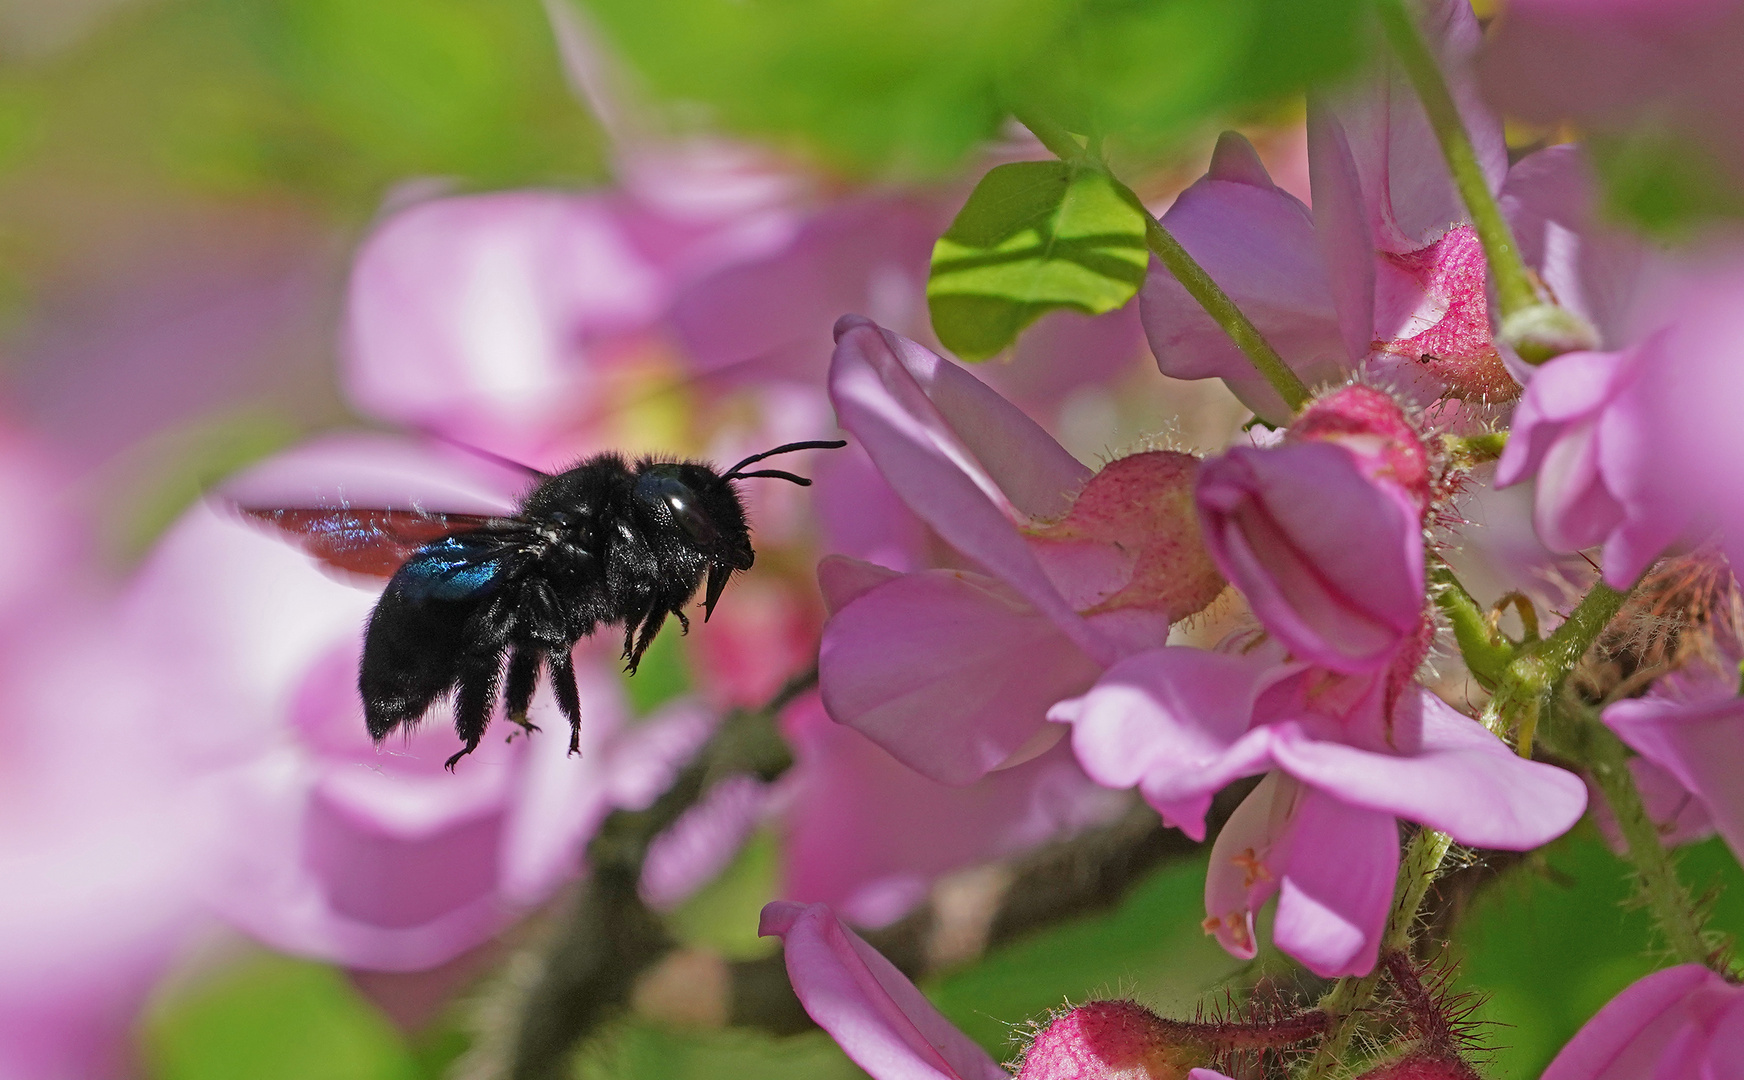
[
  {"left": 447, "top": 657, "right": 501, "bottom": 771},
  {"left": 501, "top": 646, "right": 542, "bottom": 739},
  {"left": 673, "top": 608, "right": 691, "bottom": 635},
  {"left": 627, "top": 608, "right": 668, "bottom": 675},
  {"left": 547, "top": 648, "right": 585, "bottom": 756}
]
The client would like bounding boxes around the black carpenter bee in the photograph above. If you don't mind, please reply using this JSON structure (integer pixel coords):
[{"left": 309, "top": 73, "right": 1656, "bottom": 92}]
[{"left": 241, "top": 439, "right": 844, "bottom": 769}]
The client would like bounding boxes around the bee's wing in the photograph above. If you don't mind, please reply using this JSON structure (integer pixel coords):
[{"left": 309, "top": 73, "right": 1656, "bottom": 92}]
[{"left": 236, "top": 506, "right": 506, "bottom": 578}]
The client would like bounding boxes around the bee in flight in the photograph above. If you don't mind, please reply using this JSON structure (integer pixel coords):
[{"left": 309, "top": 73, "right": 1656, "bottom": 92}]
[{"left": 241, "top": 439, "right": 845, "bottom": 770}]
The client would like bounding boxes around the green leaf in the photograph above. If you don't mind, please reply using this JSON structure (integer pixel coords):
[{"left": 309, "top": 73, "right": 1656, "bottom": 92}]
[
  {"left": 143, "top": 953, "right": 417, "bottom": 1080},
  {"left": 928, "top": 852, "right": 1246, "bottom": 1056},
  {"left": 1453, "top": 828, "right": 1744, "bottom": 1078},
  {"left": 927, "top": 160, "right": 1147, "bottom": 359},
  {"left": 574, "top": 0, "right": 1367, "bottom": 176}
]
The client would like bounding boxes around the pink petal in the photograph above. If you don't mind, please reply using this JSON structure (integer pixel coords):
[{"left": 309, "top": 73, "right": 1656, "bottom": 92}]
[
  {"left": 759, "top": 901, "right": 1008, "bottom": 1080},
  {"left": 817, "top": 554, "right": 905, "bottom": 615},
  {"left": 1270, "top": 786, "right": 1398, "bottom": 979},
  {"left": 1203, "top": 773, "right": 1287, "bottom": 960},
  {"left": 1495, "top": 349, "right": 1631, "bottom": 488},
  {"left": 1499, "top": 145, "right": 1651, "bottom": 349},
  {"left": 1203, "top": 775, "right": 1398, "bottom": 977},
  {"left": 820, "top": 569, "right": 1103, "bottom": 786},
  {"left": 1049, "top": 647, "right": 1290, "bottom": 840},
  {"left": 672, "top": 198, "right": 944, "bottom": 385},
  {"left": 1140, "top": 132, "right": 1346, "bottom": 424},
  {"left": 828, "top": 318, "right": 1114, "bottom": 664},
  {"left": 1268, "top": 688, "right": 1588, "bottom": 849},
  {"left": 1319, "top": 0, "right": 1504, "bottom": 249},
  {"left": 1196, "top": 443, "right": 1425, "bottom": 673},
  {"left": 1307, "top": 106, "right": 1379, "bottom": 367},
  {"left": 1605, "top": 691, "right": 1744, "bottom": 865},
  {"left": 342, "top": 192, "right": 671, "bottom": 457},
  {"left": 1541, "top": 964, "right": 1730, "bottom": 1080},
  {"left": 782, "top": 696, "right": 1124, "bottom": 928}
]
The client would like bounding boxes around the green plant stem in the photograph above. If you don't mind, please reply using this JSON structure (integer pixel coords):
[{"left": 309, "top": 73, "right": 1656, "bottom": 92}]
[
  {"left": 1485, "top": 581, "right": 1629, "bottom": 754},
  {"left": 1430, "top": 560, "right": 1513, "bottom": 691},
  {"left": 1012, "top": 111, "right": 1311, "bottom": 414},
  {"left": 1303, "top": 828, "right": 1455, "bottom": 1079},
  {"left": 1139, "top": 211, "right": 1312, "bottom": 412},
  {"left": 1560, "top": 706, "right": 1723, "bottom": 971},
  {"left": 1373, "top": 0, "right": 1539, "bottom": 322}
]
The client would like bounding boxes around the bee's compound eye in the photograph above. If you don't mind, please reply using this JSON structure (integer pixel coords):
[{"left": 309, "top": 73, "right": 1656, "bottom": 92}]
[{"left": 635, "top": 473, "right": 721, "bottom": 546}]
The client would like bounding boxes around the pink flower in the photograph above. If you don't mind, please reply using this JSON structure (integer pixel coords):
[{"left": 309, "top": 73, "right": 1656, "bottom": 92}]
[
  {"left": 122, "top": 436, "right": 713, "bottom": 971},
  {"left": 778, "top": 694, "right": 1125, "bottom": 927},
  {"left": 1050, "top": 645, "right": 1587, "bottom": 976},
  {"left": 1480, "top": 0, "right": 1744, "bottom": 195},
  {"left": 1541, "top": 963, "right": 1744, "bottom": 1080},
  {"left": 1497, "top": 252, "right": 1744, "bottom": 587},
  {"left": 0, "top": 425, "right": 204, "bottom": 1079},
  {"left": 760, "top": 901, "right": 1238, "bottom": 1080},
  {"left": 1141, "top": 0, "right": 1514, "bottom": 423},
  {"left": 1197, "top": 387, "right": 1431, "bottom": 674},
  {"left": 343, "top": 189, "right": 762, "bottom": 462},
  {"left": 1603, "top": 661, "right": 1744, "bottom": 865},
  {"left": 819, "top": 317, "right": 1222, "bottom": 785},
  {"left": 759, "top": 900, "right": 1008, "bottom": 1080}
]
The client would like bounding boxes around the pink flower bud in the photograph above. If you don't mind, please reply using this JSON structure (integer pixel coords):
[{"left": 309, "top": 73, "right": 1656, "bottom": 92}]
[
  {"left": 1025, "top": 451, "right": 1226, "bottom": 624},
  {"left": 1288, "top": 385, "right": 1432, "bottom": 513},
  {"left": 1014, "top": 1001, "right": 1212, "bottom": 1080}
]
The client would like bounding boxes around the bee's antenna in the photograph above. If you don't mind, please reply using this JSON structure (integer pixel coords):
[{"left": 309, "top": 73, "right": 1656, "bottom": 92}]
[
  {"left": 722, "top": 439, "right": 847, "bottom": 481},
  {"left": 731, "top": 469, "right": 812, "bottom": 486}
]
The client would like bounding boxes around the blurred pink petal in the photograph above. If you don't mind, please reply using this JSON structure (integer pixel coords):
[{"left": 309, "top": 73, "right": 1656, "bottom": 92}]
[
  {"left": 673, "top": 199, "right": 944, "bottom": 385},
  {"left": 1499, "top": 145, "right": 1652, "bottom": 350},
  {"left": 759, "top": 901, "right": 1008, "bottom": 1080},
  {"left": 1197, "top": 442, "right": 1425, "bottom": 673},
  {"left": 819, "top": 568, "right": 1101, "bottom": 785},
  {"left": 1541, "top": 963, "right": 1744, "bottom": 1080},
  {"left": 1588, "top": 756, "right": 1714, "bottom": 854},
  {"left": 781, "top": 696, "right": 1123, "bottom": 928},
  {"left": 1317, "top": 0, "right": 1505, "bottom": 251},
  {"left": 344, "top": 192, "right": 679, "bottom": 458},
  {"left": 1481, "top": 0, "right": 1744, "bottom": 194}
]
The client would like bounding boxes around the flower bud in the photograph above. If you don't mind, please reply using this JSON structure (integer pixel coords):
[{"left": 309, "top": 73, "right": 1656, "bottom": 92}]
[
  {"left": 1499, "top": 301, "right": 1601, "bottom": 365},
  {"left": 1026, "top": 450, "right": 1226, "bottom": 624},
  {"left": 1288, "top": 385, "right": 1431, "bottom": 513},
  {"left": 1015, "top": 1000, "right": 1209, "bottom": 1080}
]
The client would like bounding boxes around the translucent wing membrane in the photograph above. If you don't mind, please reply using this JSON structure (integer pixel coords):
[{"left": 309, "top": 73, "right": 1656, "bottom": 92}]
[{"left": 237, "top": 506, "right": 503, "bottom": 578}]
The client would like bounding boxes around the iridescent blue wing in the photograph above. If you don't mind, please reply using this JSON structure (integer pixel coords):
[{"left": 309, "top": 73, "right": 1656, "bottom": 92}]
[
  {"left": 237, "top": 506, "right": 503, "bottom": 579},
  {"left": 390, "top": 532, "right": 514, "bottom": 602}
]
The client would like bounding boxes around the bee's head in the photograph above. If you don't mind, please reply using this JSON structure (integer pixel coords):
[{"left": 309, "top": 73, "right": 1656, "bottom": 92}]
[{"left": 633, "top": 440, "right": 845, "bottom": 621}]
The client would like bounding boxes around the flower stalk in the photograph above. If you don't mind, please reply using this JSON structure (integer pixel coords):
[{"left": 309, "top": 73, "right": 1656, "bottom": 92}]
[
  {"left": 1372, "top": 0, "right": 1537, "bottom": 323},
  {"left": 1558, "top": 703, "right": 1725, "bottom": 973},
  {"left": 1013, "top": 111, "right": 1312, "bottom": 413},
  {"left": 1304, "top": 827, "right": 1455, "bottom": 1079}
]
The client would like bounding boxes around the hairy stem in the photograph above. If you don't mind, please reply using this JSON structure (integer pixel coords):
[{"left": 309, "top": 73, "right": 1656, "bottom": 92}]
[
  {"left": 1012, "top": 112, "right": 1311, "bottom": 413},
  {"left": 1372, "top": 0, "right": 1537, "bottom": 322},
  {"left": 1485, "top": 581, "right": 1629, "bottom": 754},
  {"left": 1430, "top": 560, "right": 1514, "bottom": 691},
  {"left": 1568, "top": 710, "right": 1723, "bottom": 971},
  {"left": 1303, "top": 828, "right": 1454, "bottom": 1079}
]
